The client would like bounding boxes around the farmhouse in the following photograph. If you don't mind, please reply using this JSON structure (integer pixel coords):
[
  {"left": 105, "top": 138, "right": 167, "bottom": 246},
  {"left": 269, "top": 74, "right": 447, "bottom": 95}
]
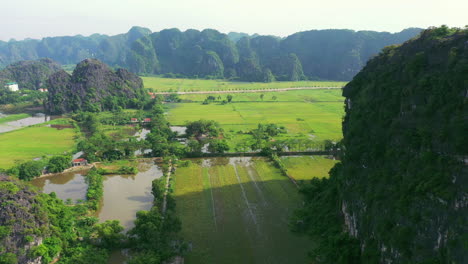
[
  {"left": 72, "top": 158, "right": 88, "bottom": 167},
  {"left": 131, "top": 118, "right": 138, "bottom": 123},
  {"left": 143, "top": 118, "right": 151, "bottom": 123},
  {"left": 5, "top": 82, "right": 19, "bottom": 91}
]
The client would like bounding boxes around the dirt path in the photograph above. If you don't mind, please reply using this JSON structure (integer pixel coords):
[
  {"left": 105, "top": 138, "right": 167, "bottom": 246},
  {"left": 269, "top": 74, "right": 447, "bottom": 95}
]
[
  {"left": 152, "top": 86, "right": 342, "bottom": 95},
  {"left": 161, "top": 163, "right": 172, "bottom": 214}
]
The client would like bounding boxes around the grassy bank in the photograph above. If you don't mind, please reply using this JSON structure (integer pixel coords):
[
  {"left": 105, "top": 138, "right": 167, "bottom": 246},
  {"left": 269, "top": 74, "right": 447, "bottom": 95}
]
[{"left": 0, "top": 113, "right": 30, "bottom": 124}]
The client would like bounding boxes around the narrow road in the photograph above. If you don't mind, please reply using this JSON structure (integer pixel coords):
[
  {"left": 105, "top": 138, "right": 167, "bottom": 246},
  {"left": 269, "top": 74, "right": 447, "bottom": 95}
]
[{"left": 152, "top": 86, "right": 343, "bottom": 95}]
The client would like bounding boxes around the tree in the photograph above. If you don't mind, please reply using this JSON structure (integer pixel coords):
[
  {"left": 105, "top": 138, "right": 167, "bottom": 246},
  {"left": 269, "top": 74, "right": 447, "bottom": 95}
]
[
  {"left": 47, "top": 155, "right": 71, "bottom": 173},
  {"left": 18, "top": 161, "right": 44, "bottom": 180},
  {"left": 208, "top": 139, "right": 230, "bottom": 153},
  {"left": 272, "top": 95, "right": 277, "bottom": 101},
  {"left": 226, "top": 95, "right": 233, "bottom": 103},
  {"left": 260, "top": 94, "right": 264, "bottom": 101},
  {"left": 263, "top": 68, "right": 275, "bottom": 82},
  {"left": 92, "top": 220, "right": 125, "bottom": 249}
]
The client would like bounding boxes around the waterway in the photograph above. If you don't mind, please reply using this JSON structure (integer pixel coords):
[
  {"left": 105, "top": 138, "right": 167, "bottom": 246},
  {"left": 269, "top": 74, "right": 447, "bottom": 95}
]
[{"left": 0, "top": 113, "right": 58, "bottom": 133}]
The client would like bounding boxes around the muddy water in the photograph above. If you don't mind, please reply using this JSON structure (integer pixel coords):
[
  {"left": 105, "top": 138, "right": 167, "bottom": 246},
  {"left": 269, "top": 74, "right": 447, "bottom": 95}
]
[
  {"left": 31, "top": 162, "right": 163, "bottom": 230},
  {"left": 96, "top": 164, "right": 164, "bottom": 230},
  {"left": 0, "top": 113, "right": 59, "bottom": 133},
  {"left": 133, "top": 128, "right": 152, "bottom": 156},
  {"left": 31, "top": 171, "right": 88, "bottom": 202}
]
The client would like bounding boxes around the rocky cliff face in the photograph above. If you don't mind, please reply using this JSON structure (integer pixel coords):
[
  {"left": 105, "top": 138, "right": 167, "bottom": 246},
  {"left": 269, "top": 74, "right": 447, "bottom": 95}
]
[
  {"left": 0, "top": 58, "right": 61, "bottom": 90},
  {"left": 0, "top": 176, "right": 48, "bottom": 264},
  {"left": 292, "top": 27, "right": 467, "bottom": 264},
  {"left": 45, "top": 58, "right": 146, "bottom": 114},
  {"left": 339, "top": 27, "right": 468, "bottom": 263}
]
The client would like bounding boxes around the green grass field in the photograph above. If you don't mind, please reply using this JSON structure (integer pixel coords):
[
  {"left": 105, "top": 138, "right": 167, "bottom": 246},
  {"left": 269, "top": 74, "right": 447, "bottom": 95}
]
[
  {"left": 178, "top": 88, "right": 344, "bottom": 102},
  {"left": 173, "top": 157, "right": 309, "bottom": 263},
  {"left": 167, "top": 101, "right": 344, "bottom": 141},
  {"left": 0, "top": 124, "right": 76, "bottom": 169},
  {"left": 0, "top": 113, "right": 30, "bottom": 124},
  {"left": 281, "top": 156, "right": 338, "bottom": 181},
  {"left": 143, "top": 76, "right": 346, "bottom": 92}
]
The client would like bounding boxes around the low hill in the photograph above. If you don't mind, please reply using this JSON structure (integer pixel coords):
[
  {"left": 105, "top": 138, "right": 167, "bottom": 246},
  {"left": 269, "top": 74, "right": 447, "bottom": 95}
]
[
  {"left": 45, "top": 59, "right": 147, "bottom": 114},
  {"left": 293, "top": 26, "right": 468, "bottom": 263},
  {"left": 0, "top": 58, "right": 61, "bottom": 89}
]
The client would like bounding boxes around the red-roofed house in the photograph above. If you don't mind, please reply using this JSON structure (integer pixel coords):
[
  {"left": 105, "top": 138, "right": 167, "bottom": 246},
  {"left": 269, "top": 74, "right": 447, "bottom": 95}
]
[
  {"left": 131, "top": 118, "right": 138, "bottom": 123},
  {"left": 72, "top": 158, "right": 88, "bottom": 167},
  {"left": 143, "top": 118, "right": 151, "bottom": 123}
]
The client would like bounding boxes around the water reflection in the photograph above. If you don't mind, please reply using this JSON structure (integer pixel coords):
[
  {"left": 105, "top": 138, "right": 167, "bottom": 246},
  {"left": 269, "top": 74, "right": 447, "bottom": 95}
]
[
  {"left": 96, "top": 164, "right": 164, "bottom": 230},
  {"left": 31, "top": 171, "right": 88, "bottom": 202},
  {"left": 0, "top": 113, "right": 59, "bottom": 133}
]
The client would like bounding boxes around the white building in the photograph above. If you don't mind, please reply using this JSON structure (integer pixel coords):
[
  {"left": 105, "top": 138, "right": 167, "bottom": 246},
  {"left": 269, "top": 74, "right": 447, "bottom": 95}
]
[{"left": 5, "top": 82, "right": 19, "bottom": 92}]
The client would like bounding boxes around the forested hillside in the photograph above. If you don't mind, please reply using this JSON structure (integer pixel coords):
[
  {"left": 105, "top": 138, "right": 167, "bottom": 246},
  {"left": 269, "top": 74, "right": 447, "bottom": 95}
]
[
  {"left": 292, "top": 26, "right": 468, "bottom": 263},
  {"left": 0, "top": 27, "right": 421, "bottom": 81},
  {"left": 0, "top": 58, "right": 61, "bottom": 89},
  {"left": 45, "top": 59, "right": 148, "bottom": 114}
]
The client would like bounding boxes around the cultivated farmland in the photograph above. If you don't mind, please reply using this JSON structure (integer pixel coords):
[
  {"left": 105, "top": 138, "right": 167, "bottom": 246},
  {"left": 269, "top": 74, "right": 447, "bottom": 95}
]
[
  {"left": 143, "top": 76, "right": 346, "bottom": 92},
  {"left": 173, "top": 157, "right": 309, "bottom": 264},
  {"left": 281, "top": 155, "right": 338, "bottom": 181},
  {"left": 0, "top": 124, "right": 76, "bottom": 168},
  {"left": 167, "top": 100, "right": 344, "bottom": 141}
]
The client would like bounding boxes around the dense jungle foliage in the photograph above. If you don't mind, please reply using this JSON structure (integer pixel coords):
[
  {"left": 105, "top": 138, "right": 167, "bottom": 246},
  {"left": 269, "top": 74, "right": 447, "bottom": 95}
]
[{"left": 292, "top": 26, "right": 468, "bottom": 263}]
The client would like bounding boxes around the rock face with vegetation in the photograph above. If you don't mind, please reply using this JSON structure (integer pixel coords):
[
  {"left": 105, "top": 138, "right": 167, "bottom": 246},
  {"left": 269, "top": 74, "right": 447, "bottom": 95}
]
[
  {"left": 45, "top": 58, "right": 147, "bottom": 114},
  {"left": 293, "top": 26, "right": 468, "bottom": 263},
  {"left": 0, "top": 176, "right": 48, "bottom": 264},
  {"left": 0, "top": 26, "right": 421, "bottom": 81},
  {"left": 0, "top": 58, "right": 61, "bottom": 90}
]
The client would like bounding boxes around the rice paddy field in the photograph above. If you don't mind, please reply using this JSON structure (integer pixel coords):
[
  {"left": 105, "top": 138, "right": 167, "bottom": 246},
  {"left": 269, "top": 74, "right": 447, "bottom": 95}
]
[
  {"left": 0, "top": 124, "right": 76, "bottom": 168},
  {"left": 177, "top": 88, "right": 344, "bottom": 102},
  {"left": 281, "top": 155, "right": 338, "bottom": 181},
  {"left": 167, "top": 100, "right": 344, "bottom": 142},
  {"left": 173, "top": 157, "right": 310, "bottom": 264},
  {"left": 143, "top": 76, "right": 346, "bottom": 92}
]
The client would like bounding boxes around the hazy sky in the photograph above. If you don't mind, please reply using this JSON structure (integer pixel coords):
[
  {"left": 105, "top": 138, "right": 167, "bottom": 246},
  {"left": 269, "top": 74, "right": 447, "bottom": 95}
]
[{"left": 1, "top": 0, "right": 467, "bottom": 41}]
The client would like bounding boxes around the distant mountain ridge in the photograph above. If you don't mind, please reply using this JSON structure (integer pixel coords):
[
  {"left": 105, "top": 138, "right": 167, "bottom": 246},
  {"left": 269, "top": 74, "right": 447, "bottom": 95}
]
[{"left": 0, "top": 26, "right": 423, "bottom": 81}]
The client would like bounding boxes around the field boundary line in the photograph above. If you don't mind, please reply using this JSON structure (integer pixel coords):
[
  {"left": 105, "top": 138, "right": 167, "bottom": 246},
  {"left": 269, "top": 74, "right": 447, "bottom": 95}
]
[
  {"left": 233, "top": 163, "right": 258, "bottom": 226},
  {"left": 206, "top": 169, "right": 218, "bottom": 230},
  {"left": 153, "top": 86, "right": 342, "bottom": 95}
]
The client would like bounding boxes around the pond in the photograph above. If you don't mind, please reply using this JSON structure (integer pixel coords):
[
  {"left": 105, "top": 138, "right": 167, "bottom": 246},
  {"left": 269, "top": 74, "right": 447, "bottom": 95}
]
[
  {"left": 95, "top": 163, "right": 164, "bottom": 230},
  {"left": 31, "top": 171, "right": 89, "bottom": 202},
  {"left": 31, "top": 162, "right": 164, "bottom": 230}
]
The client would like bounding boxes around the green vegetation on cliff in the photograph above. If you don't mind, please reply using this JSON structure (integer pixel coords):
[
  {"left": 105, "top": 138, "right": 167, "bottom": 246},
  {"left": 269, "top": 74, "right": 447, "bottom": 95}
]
[
  {"left": 45, "top": 59, "right": 149, "bottom": 114},
  {"left": 0, "top": 58, "right": 61, "bottom": 90},
  {"left": 292, "top": 26, "right": 468, "bottom": 263},
  {"left": 0, "top": 27, "right": 421, "bottom": 81}
]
